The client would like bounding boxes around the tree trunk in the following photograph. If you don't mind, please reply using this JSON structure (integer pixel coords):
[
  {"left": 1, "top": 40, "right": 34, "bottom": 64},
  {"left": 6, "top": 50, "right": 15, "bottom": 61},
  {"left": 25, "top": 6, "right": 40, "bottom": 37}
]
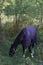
[
  {"left": 0, "top": 12, "right": 5, "bottom": 43},
  {"left": 40, "top": 6, "right": 42, "bottom": 24},
  {"left": 0, "top": 12, "right": 2, "bottom": 42},
  {"left": 15, "top": 14, "right": 19, "bottom": 32}
]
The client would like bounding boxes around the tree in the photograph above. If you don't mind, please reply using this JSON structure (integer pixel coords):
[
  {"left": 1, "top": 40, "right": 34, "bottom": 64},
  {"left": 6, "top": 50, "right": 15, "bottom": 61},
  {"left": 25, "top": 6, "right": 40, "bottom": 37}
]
[
  {"left": 4, "top": 0, "right": 43, "bottom": 30},
  {"left": 4, "top": 0, "right": 23, "bottom": 31},
  {"left": 0, "top": 0, "right": 6, "bottom": 42}
]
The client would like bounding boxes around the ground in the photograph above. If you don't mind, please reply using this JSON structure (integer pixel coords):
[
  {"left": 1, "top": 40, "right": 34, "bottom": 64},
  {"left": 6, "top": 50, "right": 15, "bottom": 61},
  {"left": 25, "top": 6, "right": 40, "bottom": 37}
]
[{"left": 0, "top": 37, "right": 43, "bottom": 65}]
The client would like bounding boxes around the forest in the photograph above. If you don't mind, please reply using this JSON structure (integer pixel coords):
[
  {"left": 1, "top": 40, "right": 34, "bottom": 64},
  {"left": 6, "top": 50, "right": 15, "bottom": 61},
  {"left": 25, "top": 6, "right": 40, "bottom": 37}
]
[{"left": 0, "top": 0, "right": 43, "bottom": 65}]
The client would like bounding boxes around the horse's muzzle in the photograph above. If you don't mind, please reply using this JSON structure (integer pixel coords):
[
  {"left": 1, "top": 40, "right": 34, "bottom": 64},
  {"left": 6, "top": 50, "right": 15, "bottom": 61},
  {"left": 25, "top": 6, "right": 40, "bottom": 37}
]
[{"left": 9, "top": 53, "right": 13, "bottom": 57}]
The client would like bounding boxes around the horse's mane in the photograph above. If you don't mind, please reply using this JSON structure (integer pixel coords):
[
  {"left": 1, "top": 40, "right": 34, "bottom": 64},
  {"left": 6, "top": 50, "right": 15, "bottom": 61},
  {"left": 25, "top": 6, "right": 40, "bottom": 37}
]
[{"left": 13, "top": 29, "right": 24, "bottom": 46}]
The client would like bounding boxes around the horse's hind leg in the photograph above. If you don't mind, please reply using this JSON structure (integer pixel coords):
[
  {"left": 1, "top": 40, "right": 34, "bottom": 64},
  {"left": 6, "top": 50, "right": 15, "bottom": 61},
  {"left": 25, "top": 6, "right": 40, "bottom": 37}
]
[
  {"left": 31, "top": 37, "right": 38, "bottom": 58},
  {"left": 28, "top": 43, "right": 34, "bottom": 58},
  {"left": 31, "top": 43, "right": 35, "bottom": 58}
]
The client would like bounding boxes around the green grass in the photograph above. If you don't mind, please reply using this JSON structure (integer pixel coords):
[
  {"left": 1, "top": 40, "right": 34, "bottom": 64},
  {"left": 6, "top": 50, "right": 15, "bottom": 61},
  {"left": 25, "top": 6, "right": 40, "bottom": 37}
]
[{"left": 0, "top": 39, "right": 43, "bottom": 65}]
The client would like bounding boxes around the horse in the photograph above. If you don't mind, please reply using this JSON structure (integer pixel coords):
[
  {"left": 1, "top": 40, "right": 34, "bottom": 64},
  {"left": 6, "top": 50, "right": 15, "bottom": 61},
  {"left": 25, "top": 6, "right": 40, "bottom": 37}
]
[{"left": 9, "top": 26, "right": 38, "bottom": 58}]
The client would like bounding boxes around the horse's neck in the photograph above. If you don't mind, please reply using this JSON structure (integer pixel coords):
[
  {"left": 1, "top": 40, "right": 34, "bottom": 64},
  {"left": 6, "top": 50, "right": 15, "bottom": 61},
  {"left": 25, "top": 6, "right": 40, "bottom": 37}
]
[
  {"left": 14, "top": 31, "right": 23, "bottom": 46},
  {"left": 13, "top": 37, "right": 18, "bottom": 48}
]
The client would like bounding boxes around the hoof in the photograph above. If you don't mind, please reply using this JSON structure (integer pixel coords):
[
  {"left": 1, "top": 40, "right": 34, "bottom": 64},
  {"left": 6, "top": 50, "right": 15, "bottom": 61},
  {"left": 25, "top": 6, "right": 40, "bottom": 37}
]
[{"left": 23, "top": 54, "right": 25, "bottom": 58}]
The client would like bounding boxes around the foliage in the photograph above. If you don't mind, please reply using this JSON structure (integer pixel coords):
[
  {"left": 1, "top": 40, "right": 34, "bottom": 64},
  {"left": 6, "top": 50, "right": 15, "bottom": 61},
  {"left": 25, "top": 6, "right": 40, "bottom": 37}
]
[{"left": 4, "top": 5, "right": 15, "bottom": 16}]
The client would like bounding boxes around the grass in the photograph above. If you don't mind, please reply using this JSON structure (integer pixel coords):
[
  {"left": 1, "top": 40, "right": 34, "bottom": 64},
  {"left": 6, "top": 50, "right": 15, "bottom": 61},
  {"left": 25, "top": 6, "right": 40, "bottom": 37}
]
[{"left": 0, "top": 39, "right": 43, "bottom": 65}]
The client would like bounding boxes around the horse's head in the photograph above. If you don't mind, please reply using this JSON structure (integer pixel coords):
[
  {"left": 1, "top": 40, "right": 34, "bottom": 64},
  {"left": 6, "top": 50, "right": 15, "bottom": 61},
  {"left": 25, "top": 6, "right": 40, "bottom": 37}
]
[
  {"left": 9, "top": 44, "right": 16, "bottom": 57},
  {"left": 9, "top": 34, "right": 20, "bottom": 57}
]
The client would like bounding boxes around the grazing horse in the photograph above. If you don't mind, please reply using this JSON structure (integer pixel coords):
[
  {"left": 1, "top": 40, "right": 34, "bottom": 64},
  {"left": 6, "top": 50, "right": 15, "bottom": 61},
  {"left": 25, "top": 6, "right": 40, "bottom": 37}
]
[{"left": 9, "top": 26, "right": 37, "bottom": 58}]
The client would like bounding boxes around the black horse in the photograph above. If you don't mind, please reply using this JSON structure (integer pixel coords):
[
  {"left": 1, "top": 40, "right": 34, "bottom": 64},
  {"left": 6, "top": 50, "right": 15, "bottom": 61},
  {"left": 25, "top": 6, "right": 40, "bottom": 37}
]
[{"left": 9, "top": 26, "right": 37, "bottom": 58}]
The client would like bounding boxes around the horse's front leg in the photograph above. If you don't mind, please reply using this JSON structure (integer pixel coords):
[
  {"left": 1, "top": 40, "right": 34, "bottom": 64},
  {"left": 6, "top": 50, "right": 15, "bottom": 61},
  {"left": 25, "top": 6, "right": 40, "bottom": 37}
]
[{"left": 22, "top": 46, "right": 27, "bottom": 58}]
